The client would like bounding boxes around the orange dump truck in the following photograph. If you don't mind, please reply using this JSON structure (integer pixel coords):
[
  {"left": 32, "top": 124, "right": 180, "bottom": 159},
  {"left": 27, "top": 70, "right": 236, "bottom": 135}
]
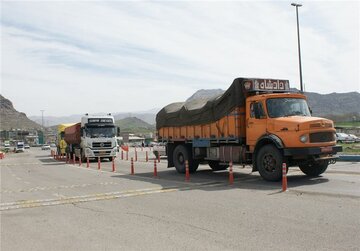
[{"left": 156, "top": 78, "right": 342, "bottom": 181}]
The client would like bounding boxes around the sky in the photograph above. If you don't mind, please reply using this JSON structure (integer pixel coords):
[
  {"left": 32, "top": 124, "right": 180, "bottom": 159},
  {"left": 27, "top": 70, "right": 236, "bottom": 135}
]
[{"left": 1, "top": 0, "right": 359, "bottom": 117}]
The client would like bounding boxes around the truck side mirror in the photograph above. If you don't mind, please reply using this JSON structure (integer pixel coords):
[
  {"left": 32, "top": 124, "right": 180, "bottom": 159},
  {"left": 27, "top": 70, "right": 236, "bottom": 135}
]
[{"left": 117, "top": 127, "right": 121, "bottom": 137}]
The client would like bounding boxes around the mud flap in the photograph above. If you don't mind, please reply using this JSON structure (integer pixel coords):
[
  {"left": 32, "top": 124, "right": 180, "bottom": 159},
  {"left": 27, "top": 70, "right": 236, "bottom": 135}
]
[{"left": 166, "top": 143, "right": 175, "bottom": 168}]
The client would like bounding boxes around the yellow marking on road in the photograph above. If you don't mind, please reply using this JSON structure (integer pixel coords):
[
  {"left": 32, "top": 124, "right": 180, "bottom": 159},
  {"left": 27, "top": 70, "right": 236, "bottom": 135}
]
[
  {"left": 0, "top": 162, "right": 42, "bottom": 166},
  {"left": 0, "top": 187, "right": 179, "bottom": 211},
  {"left": 0, "top": 182, "right": 119, "bottom": 194},
  {"left": 1, "top": 181, "right": 120, "bottom": 194},
  {"left": 1, "top": 182, "right": 226, "bottom": 211}
]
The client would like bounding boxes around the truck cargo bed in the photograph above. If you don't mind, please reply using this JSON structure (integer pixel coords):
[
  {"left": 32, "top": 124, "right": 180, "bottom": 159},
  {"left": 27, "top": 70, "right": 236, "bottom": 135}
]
[{"left": 64, "top": 123, "right": 81, "bottom": 145}]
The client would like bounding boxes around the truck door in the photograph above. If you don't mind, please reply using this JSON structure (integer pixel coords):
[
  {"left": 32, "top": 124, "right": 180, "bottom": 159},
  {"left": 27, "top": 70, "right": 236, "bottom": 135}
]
[{"left": 246, "top": 101, "right": 267, "bottom": 150}]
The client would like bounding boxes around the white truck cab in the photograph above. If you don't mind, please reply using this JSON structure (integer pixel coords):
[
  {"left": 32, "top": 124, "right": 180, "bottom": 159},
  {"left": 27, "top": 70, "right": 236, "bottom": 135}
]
[
  {"left": 79, "top": 114, "right": 120, "bottom": 160},
  {"left": 15, "top": 141, "right": 25, "bottom": 153}
]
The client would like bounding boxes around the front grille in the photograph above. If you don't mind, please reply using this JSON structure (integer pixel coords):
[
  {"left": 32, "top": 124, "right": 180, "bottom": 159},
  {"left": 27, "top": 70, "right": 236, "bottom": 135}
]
[
  {"left": 94, "top": 150, "right": 112, "bottom": 156},
  {"left": 92, "top": 142, "right": 112, "bottom": 148},
  {"left": 310, "top": 122, "right": 333, "bottom": 129},
  {"left": 310, "top": 132, "right": 335, "bottom": 143}
]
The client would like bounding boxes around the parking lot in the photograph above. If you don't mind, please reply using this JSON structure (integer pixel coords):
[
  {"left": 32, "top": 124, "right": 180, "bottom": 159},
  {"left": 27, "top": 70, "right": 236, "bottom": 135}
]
[{"left": 1, "top": 147, "right": 360, "bottom": 250}]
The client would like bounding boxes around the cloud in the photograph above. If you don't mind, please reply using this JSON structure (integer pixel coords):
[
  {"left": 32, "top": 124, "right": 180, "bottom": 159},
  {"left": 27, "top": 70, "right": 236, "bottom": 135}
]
[{"left": 1, "top": 1, "right": 358, "bottom": 116}]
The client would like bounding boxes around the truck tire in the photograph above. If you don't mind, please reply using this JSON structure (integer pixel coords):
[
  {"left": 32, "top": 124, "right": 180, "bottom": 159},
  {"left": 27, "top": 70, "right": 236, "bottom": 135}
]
[
  {"left": 173, "top": 145, "right": 199, "bottom": 173},
  {"left": 208, "top": 161, "right": 228, "bottom": 171},
  {"left": 299, "top": 161, "right": 328, "bottom": 177},
  {"left": 256, "top": 145, "right": 283, "bottom": 181},
  {"left": 80, "top": 150, "right": 86, "bottom": 163}
]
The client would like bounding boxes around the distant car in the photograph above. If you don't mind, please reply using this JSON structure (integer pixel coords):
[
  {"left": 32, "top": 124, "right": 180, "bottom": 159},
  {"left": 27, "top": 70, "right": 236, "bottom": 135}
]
[
  {"left": 41, "top": 144, "right": 51, "bottom": 150},
  {"left": 336, "top": 133, "right": 355, "bottom": 143},
  {"left": 24, "top": 144, "right": 30, "bottom": 149},
  {"left": 147, "top": 142, "right": 158, "bottom": 147},
  {"left": 348, "top": 134, "right": 360, "bottom": 143},
  {"left": 4, "top": 144, "right": 11, "bottom": 151}
]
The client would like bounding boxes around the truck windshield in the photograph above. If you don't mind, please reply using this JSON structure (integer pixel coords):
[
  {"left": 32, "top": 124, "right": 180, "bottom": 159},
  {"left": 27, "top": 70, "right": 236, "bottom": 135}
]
[
  {"left": 86, "top": 126, "right": 116, "bottom": 138},
  {"left": 266, "top": 98, "right": 311, "bottom": 118}
]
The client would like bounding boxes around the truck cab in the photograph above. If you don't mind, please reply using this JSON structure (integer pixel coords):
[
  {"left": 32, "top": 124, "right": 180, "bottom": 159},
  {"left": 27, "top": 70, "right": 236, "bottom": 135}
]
[
  {"left": 80, "top": 114, "right": 120, "bottom": 160},
  {"left": 246, "top": 92, "right": 340, "bottom": 180},
  {"left": 64, "top": 114, "right": 120, "bottom": 161},
  {"left": 15, "top": 141, "right": 25, "bottom": 153}
]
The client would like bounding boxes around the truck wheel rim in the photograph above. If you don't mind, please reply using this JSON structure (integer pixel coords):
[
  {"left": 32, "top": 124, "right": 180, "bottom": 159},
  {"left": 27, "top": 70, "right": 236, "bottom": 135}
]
[
  {"left": 263, "top": 154, "right": 276, "bottom": 172},
  {"left": 178, "top": 153, "right": 184, "bottom": 165}
]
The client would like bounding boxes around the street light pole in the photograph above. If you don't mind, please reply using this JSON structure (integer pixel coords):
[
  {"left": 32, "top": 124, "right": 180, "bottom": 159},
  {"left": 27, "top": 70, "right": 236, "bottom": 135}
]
[
  {"left": 40, "top": 110, "right": 45, "bottom": 145},
  {"left": 291, "top": 3, "right": 303, "bottom": 92},
  {"left": 40, "top": 110, "right": 45, "bottom": 129}
]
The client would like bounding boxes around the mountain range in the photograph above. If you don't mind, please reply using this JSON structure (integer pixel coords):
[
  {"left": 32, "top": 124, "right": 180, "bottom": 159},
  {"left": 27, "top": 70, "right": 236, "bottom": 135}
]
[
  {"left": 1, "top": 88, "right": 360, "bottom": 131},
  {"left": 29, "top": 112, "right": 158, "bottom": 127},
  {"left": 186, "top": 89, "right": 360, "bottom": 121}
]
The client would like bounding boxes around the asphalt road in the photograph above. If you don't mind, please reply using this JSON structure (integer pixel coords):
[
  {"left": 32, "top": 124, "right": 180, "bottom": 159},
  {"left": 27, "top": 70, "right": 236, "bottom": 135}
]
[{"left": 1, "top": 147, "right": 360, "bottom": 250}]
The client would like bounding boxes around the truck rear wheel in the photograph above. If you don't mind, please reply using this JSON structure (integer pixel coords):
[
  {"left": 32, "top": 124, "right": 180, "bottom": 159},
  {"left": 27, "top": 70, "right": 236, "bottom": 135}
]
[
  {"left": 256, "top": 145, "right": 283, "bottom": 181},
  {"left": 208, "top": 161, "right": 228, "bottom": 171},
  {"left": 173, "top": 145, "right": 199, "bottom": 173},
  {"left": 299, "top": 161, "right": 328, "bottom": 177}
]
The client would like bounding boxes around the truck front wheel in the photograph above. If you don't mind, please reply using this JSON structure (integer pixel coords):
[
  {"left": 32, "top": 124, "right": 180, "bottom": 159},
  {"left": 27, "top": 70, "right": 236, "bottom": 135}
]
[
  {"left": 256, "top": 145, "right": 283, "bottom": 181},
  {"left": 173, "top": 145, "right": 198, "bottom": 173},
  {"left": 299, "top": 161, "right": 328, "bottom": 177}
]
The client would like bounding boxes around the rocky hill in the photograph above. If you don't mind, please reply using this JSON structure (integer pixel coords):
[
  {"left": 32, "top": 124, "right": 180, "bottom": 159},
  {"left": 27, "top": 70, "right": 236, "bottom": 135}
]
[
  {"left": 0, "top": 95, "right": 42, "bottom": 130},
  {"left": 305, "top": 91, "right": 360, "bottom": 119},
  {"left": 115, "top": 117, "right": 155, "bottom": 134}
]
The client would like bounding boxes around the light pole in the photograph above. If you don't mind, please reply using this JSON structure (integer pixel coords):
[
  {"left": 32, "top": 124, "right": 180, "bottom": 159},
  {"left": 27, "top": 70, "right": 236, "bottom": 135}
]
[
  {"left": 40, "top": 110, "right": 45, "bottom": 129},
  {"left": 291, "top": 3, "right": 303, "bottom": 92},
  {"left": 40, "top": 109, "right": 45, "bottom": 145}
]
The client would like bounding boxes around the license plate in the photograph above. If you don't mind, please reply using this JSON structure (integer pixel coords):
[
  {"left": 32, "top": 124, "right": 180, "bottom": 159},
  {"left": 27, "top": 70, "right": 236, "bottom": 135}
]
[
  {"left": 99, "top": 151, "right": 107, "bottom": 156},
  {"left": 321, "top": 146, "right": 333, "bottom": 153}
]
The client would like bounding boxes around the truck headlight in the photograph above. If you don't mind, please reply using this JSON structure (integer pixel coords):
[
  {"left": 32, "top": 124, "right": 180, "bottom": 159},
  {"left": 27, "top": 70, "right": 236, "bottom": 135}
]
[
  {"left": 299, "top": 134, "right": 308, "bottom": 143},
  {"left": 86, "top": 148, "right": 93, "bottom": 156}
]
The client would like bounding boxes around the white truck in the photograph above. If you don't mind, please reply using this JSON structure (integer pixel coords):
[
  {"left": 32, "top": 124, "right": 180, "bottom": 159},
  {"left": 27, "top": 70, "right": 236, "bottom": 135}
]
[
  {"left": 15, "top": 141, "right": 25, "bottom": 153},
  {"left": 64, "top": 114, "right": 120, "bottom": 161}
]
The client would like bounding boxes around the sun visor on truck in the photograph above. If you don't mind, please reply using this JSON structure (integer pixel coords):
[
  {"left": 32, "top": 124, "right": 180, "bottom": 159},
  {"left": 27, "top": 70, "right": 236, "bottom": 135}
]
[{"left": 156, "top": 78, "right": 247, "bottom": 129}]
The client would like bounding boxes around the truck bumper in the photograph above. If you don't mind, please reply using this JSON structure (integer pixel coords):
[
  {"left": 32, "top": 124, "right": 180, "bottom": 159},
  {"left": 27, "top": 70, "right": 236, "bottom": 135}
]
[
  {"left": 85, "top": 147, "right": 117, "bottom": 158},
  {"left": 283, "top": 145, "right": 342, "bottom": 157}
]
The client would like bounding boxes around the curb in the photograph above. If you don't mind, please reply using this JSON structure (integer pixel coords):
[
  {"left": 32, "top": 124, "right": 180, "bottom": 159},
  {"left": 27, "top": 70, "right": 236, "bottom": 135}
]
[{"left": 338, "top": 155, "right": 360, "bottom": 162}]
